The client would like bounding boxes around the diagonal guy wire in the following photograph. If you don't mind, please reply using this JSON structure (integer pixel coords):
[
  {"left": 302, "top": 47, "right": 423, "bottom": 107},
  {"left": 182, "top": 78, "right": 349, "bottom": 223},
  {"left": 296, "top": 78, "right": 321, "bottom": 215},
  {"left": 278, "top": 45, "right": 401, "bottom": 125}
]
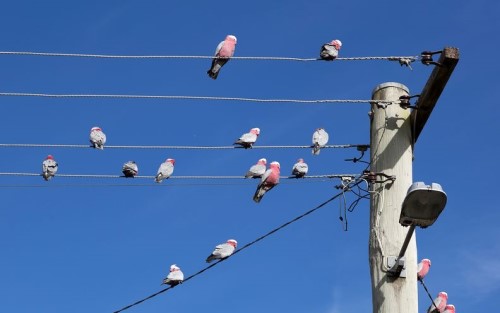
[{"left": 112, "top": 178, "right": 363, "bottom": 312}]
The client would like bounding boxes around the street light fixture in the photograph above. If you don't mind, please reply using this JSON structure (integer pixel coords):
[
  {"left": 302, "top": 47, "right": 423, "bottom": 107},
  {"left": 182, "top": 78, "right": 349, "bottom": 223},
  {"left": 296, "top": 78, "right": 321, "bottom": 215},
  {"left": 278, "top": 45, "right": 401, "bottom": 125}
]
[{"left": 387, "top": 182, "right": 447, "bottom": 277}]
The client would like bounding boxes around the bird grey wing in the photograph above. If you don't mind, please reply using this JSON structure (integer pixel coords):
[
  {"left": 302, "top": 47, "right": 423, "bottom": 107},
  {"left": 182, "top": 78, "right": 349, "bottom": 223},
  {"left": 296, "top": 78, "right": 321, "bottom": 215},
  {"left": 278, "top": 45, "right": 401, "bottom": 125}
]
[
  {"left": 167, "top": 271, "right": 184, "bottom": 281},
  {"left": 214, "top": 40, "right": 225, "bottom": 56},
  {"left": 164, "top": 163, "right": 174, "bottom": 177},
  {"left": 239, "top": 132, "right": 255, "bottom": 143},
  {"left": 318, "top": 130, "right": 329, "bottom": 146},
  {"left": 260, "top": 169, "right": 272, "bottom": 183},
  {"left": 245, "top": 164, "right": 258, "bottom": 178},
  {"left": 320, "top": 45, "right": 338, "bottom": 59},
  {"left": 297, "top": 163, "right": 308, "bottom": 173}
]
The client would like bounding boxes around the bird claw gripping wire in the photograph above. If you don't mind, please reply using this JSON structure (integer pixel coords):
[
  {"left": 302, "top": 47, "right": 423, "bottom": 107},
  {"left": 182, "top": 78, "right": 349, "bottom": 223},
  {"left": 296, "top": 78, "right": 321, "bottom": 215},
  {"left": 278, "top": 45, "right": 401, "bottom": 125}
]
[
  {"left": 399, "top": 95, "right": 420, "bottom": 110},
  {"left": 420, "top": 50, "right": 442, "bottom": 66},
  {"left": 362, "top": 171, "right": 396, "bottom": 184}
]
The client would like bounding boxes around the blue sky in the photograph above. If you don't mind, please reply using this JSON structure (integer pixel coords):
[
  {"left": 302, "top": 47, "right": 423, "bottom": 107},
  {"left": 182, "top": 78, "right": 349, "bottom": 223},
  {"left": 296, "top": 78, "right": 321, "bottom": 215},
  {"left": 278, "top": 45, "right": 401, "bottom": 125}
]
[{"left": 0, "top": 1, "right": 498, "bottom": 312}]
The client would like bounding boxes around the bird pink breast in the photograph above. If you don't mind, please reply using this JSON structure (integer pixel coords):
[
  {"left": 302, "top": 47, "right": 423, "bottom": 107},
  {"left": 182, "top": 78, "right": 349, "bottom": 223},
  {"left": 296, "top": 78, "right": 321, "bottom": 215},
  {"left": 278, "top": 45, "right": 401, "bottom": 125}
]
[
  {"left": 266, "top": 169, "right": 280, "bottom": 184},
  {"left": 218, "top": 41, "right": 235, "bottom": 58}
]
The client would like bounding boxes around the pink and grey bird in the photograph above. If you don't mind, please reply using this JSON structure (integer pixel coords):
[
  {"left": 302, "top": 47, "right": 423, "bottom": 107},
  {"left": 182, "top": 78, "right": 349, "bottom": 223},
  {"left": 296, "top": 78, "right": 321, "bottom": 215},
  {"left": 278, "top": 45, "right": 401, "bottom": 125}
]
[
  {"left": 312, "top": 128, "right": 329, "bottom": 155},
  {"left": 417, "top": 258, "right": 431, "bottom": 280},
  {"left": 89, "top": 126, "right": 106, "bottom": 150},
  {"left": 155, "top": 158, "right": 175, "bottom": 183},
  {"left": 245, "top": 158, "right": 267, "bottom": 178},
  {"left": 253, "top": 161, "right": 280, "bottom": 203},
  {"left": 42, "top": 155, "right": 58, "bottom": 181},
  {"left": 122, "top": 161, "right": 138, "bottom": 178},
  {"left": 234, "top": 127, "right": 260, "bottom": 149},
  {"left": 161, "top": 264, "right": 184, "bottom": 286},
  {"left": 207, "top": 35, "right": 237, "bottom": 80},
  {"left": 206, "top": 239, "right": 238, "bottom": 263},
  {"left": 427, "top": 292, "right": 448, "bottom": 313},
  {"left": 320, "top": 39, "right": 342, "bottom": 61},
  {"left": 443, "top": 305, "right": 455, "bottom": 313},
  {"left": 291, "top": 158, "right": 308, "bottom": 178}
]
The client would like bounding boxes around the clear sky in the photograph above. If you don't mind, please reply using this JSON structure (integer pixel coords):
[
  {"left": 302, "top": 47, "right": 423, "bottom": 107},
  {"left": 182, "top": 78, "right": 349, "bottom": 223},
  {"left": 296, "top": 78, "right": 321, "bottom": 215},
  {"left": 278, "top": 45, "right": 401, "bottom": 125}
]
[{"left": 0, "top": 1, "right": 498, "bottom": 312}]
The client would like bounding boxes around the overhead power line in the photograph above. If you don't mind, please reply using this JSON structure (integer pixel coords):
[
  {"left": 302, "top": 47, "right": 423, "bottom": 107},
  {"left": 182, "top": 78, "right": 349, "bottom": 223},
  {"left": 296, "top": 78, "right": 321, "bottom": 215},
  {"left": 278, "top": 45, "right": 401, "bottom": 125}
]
[
  {"left": 113, "top": 178, "right": 364, "bottom": 313},
  {"left": 0, "top": 172, "right": 358, "bottom": 180},
  {"left": 0, "top": 50, "right": 420, "bottom": 63},
  {"left": 0, "top": 143, "right": 367, "bottom": 150},
  {"left": 0, "top": 92, "right": 396, "bottom": 105}
]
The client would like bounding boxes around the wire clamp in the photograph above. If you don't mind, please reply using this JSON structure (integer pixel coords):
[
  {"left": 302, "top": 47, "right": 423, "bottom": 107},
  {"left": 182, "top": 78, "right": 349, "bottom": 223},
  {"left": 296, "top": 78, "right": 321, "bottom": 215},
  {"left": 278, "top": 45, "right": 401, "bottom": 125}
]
[
  {"left": 362, "top": 171, "right": 396, "bottom": 184},
  {"left": 420, "top": 50, "right": 442, "bottom": 66},
  {"left": 399, "top": 95, "right": 420, "bottom": 110}
]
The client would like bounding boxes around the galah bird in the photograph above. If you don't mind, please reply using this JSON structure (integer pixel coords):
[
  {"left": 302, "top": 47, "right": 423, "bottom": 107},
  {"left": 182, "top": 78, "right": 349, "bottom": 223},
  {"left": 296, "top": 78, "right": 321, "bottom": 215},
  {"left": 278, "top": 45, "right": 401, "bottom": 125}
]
[
  {"left": 234, "top": 127, "right": 260, "bottom": 149},
  {"left": 291, "top": 158, "right": 308, "bottom": 178},
  {"left": 417, "top": 258, "right": 431, "bottom": 280},
  {"left": 122, "top": 161, "right": 138, "bottom": 178},
  {"left": 312, "top": 128, "right": 329, "bottom": 155},
  {"left": 42, "top": 155, "right": 58, "bottom": 181},
  {"left": 162, "top": 264, "right": 184, "bottom": 286},
  {"left": 89, "top": 126, "right": 106, "bottom": 150},
  {"left": 253, "top": 161, "right": 280, "bottom": 203},
  {"left": 155, "top": 158, "right": 175, "bottom": 183},
  {"left": 427, "top": 292, "right": 448, "bottom": 313},
  {"left": 245, "top": 158, "right": 267, "bottom": 178},
  {"left": 207, "top": 35, "right": 237, "bottom": 80},
  {"left": 320, "top": 39, "right": 342, "bottom": 61},
  {"left": 443, "top": 305, "right": 455, "bottom": 313},
  {"left": 206, "top": 239, "right": 238, "bottom": 263}
]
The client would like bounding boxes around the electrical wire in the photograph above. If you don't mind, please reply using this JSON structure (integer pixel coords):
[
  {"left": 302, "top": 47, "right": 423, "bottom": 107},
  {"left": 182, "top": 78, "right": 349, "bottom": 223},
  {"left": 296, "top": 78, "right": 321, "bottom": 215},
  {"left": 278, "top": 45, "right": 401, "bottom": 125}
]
[
  {"left": 418, "top": 278, "right": 439, "bottom": 311},
  {"left": 0, "top": 143, "right": 368, "bottom": 150},
  {"left": 0, "top": 92, "right": 397, "bottom": 105},
  {"left": 0, "top": 50, "right": 420, "bottom": 63},
  {"left": 0, "top": 172, "right": 358, "bottom": 180},
  {"left": 112, "top": 178, "right": 364, "bottom": 313},
  {"left": 0, "top": 180, "right": 339, "bottom": 188}
]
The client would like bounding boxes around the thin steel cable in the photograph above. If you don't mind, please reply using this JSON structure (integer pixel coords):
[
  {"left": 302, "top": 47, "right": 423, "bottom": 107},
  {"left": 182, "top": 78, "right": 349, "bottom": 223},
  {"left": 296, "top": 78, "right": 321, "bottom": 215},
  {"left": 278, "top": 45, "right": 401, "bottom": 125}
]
[
  {"left": 0, "top": 172, "right": 358, "bottom": 180},
  {"left": 0, "top": 143, "right": 368, "bottom": 150},
  {"left": 0, "top": 51, "right": 420, "bottom": 62},
  {"left": 113, "top": 178, "right": 363, "bottom": 313},
  {"left": 0, "top": 92, "right": 394, "bottom": 105},
  {"left": 0, "top": 180, "right": 338, "bottom": 188},
  {"left": 418, "top": 278, "right": 438, "bottom": 310}
]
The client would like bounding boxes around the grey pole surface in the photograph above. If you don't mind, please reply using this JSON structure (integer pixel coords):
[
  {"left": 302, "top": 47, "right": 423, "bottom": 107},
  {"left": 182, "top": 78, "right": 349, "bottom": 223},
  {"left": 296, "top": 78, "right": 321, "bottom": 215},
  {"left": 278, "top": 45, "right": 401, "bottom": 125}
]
[{"left": 369, "top": 82, "right": 417, "bottom": 313}]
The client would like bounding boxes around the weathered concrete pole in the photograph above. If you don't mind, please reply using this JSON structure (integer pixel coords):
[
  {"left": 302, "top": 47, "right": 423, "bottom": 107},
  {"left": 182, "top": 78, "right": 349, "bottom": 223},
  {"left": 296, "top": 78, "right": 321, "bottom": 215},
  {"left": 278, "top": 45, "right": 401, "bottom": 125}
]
[{"left": 369, "top": 82, "right": 417, "bottom": 313}]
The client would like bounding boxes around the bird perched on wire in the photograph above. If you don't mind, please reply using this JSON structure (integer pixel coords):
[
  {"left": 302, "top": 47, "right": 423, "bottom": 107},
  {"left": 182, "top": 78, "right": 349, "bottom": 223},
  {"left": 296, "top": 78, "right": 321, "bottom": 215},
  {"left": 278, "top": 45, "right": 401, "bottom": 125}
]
[
  {"left": 312, "top": 128, "right": 329, "bottom": 155},
  {"left": 443, "top": 304, "right": 455, "bottom": 313},
  {"left": 155, "top": 158, "right": 175, "bottom": 183},
  {"left": 291, "top": 158, "right": 308, "bottom": 178},
  {"left": 122, "top": 161, "right": 138, "bottom": 178},
  {"left": 245, "top": 158, "right": 267, "bottom": 178},
  {"left": 320, "top": 39, "right": 342, "bottom": 61},
  {"left": 207, "top": 35, "right": 237, "bottom": 80},
  {"left": 253, "top": 161, "right": 280, "bottom": 203},
  {"left": 417, "top": 258, "right": 431, "bottom": 281},
  {"left": 206, "top": 239, "right": 238, "bottom": 263},
  {"left": 234, "top": 127, "right": 260, "bottom": 149},
  {"left": 427, "top": 291, "right": 448, "bottom": 313},
  {"left": 42, "top": 155, "right": 58, "bottom": 181},
  {"left": 89, "top": 126, "right": 106, "bottom": 150},
  {"left": 161, "top": 264, "right": 184, "bottom": 286}
]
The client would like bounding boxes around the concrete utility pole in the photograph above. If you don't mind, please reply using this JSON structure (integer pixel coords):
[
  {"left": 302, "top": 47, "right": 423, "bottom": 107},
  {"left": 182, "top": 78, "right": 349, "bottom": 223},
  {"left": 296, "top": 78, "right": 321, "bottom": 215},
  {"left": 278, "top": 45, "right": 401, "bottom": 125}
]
[{"left": 369, "top": 82, "right": 417, "bottom": 313}]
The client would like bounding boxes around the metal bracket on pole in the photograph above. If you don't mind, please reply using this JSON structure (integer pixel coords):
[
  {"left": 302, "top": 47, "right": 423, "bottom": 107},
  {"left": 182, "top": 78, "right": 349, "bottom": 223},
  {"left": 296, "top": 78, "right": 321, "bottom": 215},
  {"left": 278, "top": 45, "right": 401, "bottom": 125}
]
[{"left": 386, "top": 256, "right": 407, "bottom": 278}]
